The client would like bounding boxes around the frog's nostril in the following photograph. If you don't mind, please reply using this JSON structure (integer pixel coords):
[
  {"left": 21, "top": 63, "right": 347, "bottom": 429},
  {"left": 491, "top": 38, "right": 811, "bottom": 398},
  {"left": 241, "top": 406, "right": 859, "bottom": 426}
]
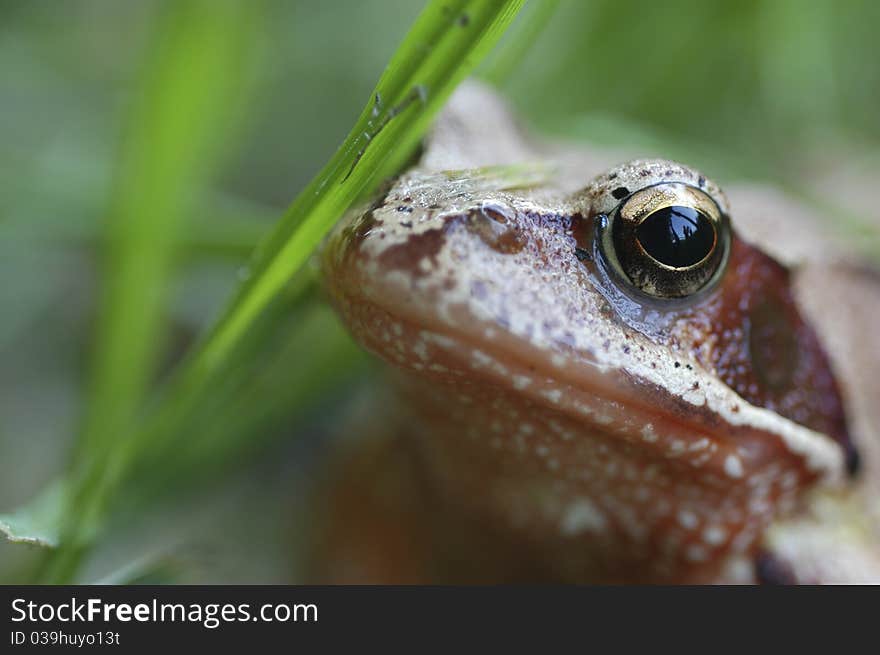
[
  {"left": 479, "top": 203, "right": 513, "bottom": 224},
  {"left": 465, "top": 204, "right": 526, "bottom": 254}
]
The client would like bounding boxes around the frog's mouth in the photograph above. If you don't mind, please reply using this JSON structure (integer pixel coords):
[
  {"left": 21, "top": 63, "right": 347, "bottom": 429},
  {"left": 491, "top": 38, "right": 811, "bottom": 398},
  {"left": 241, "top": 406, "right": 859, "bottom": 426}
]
[{"left": 327, "top": 271, "right": 844, "bottom": 491}]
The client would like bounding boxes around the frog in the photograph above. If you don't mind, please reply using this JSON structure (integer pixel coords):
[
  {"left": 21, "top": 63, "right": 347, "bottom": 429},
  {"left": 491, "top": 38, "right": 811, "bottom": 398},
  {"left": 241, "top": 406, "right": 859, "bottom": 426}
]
[{"left": 309, "top": 82, "right": 880, "bottom": 584}]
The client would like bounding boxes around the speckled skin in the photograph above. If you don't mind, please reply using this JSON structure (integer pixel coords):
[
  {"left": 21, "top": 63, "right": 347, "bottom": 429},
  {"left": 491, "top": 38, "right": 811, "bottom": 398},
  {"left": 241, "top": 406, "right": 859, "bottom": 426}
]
[{"left": 314, "top": 83, "right": 880, "bottom": 584}]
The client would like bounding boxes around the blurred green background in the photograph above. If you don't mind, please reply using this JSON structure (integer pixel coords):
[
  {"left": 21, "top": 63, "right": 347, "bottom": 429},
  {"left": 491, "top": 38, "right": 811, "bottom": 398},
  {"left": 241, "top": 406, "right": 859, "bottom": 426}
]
[{"left": 1, "top": 0, "right": 878, "bottom": 583}]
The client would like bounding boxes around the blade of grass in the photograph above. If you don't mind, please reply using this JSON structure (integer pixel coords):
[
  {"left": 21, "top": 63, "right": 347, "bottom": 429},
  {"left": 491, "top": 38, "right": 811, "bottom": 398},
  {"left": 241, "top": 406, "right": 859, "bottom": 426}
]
[
  {"left": 73, "top": 0, "right": 257, "bottom": 465},
  {"left": 35, "top": 0, "right": 262, "bottom": 580},
  {"left": 480, "top": 0, "right": 561, "bottom": 85}
]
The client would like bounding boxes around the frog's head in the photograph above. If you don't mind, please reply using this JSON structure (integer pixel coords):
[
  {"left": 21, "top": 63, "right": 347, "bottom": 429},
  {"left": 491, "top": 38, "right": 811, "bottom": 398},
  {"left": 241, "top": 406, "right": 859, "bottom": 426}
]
[{"left": 321, "top": 88, "right": 862, "bottom": 581}]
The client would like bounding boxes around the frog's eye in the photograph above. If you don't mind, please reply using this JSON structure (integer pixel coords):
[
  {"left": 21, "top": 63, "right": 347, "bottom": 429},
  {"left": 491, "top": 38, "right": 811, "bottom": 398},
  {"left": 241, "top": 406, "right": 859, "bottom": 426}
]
[{"left": 597, "top": 182, "right": 730, "bottom": 299}]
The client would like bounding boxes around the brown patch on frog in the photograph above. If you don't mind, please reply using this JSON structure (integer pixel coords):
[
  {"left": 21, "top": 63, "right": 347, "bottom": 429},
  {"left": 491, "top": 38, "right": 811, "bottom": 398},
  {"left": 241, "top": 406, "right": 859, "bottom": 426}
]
[
  {"left": 568, "top": 212, "right": 593, "bottom": 254},
  {"left": 376, "top": 205, "right": 538, "bottom": 277},
  {"left": 672, "top": 235, "right": 854, "bottom": 465},
  {"left": 378, "top": 224, "right": 449, "bottom": 277}
]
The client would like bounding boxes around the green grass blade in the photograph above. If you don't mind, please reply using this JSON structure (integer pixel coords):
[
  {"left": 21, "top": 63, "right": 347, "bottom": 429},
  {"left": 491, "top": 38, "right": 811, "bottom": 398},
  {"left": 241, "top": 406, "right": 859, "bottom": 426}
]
[
  {"left": 74, "top": 0, "right": 257, "bottom": 464},
  {"left": 480, "top": 0, "right": 561, "bottom": 85},
  {"left": 36, "top": 0, "right": 262, "bottom": 581}
]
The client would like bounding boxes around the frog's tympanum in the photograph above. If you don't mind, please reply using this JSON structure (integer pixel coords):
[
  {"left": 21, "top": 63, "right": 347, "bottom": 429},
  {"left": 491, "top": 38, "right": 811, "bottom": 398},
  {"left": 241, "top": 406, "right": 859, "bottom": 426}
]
[{"left": 313, "top": 83, "right": 880, "bottom": 583}]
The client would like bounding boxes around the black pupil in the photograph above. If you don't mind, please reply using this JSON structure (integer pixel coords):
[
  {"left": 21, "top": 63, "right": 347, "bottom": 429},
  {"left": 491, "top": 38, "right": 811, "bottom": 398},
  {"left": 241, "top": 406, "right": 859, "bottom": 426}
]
[{"left": 635, "top": 206, "right": 715, "bottom": 268}]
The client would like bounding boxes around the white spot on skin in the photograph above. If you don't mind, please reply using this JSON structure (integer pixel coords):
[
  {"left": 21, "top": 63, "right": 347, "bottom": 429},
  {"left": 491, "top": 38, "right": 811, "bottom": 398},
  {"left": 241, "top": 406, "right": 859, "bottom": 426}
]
[
  {"left": 540, "top": 389, "right": 562, "bottom": 404},
  {"left": 669, "top": 440, "right": 686, "bottom": 454},
  {"left": 677, "top": 510, "right": 698, "bottom": 530},
  {"left": 689, "top": 438, "right": 710, "bottom": 451},
  {"left": 471, "top": 350, "right": 491, "bottom": 368},
  {"left": 413, "top": 340, "right": 429, "bottom": 361},
  {"left": 685, "top": 544, "right": 708, "bottom": 562},
  {"left": 731, "top": 528, "right": 757, "bottom": 553},
  {"left": 719, "top": 557, "right": 754, "bottom": 584},
  {"left": 748, "top": 498, "right": 771, "bottom": 515},
  {"left": 724, "top": 454, "right": 745, "bottom": 478},
  {"left": 780, "top": 471, "right": 799, "bottom": 490},
  {"left": 560, "top": 498, "right": 607, "bottom": 536},
  {"left": 419, "top": 331, "right": 455, "bottom": 350},
  {"left": 702, "top": 525, "right": 727, "bottom": 546},
  {"left": 573, "top": 401, "right": 592, "bottom": 416},
  {"left": 641, "top": 424, "right": 658, "bottom": 443},
  {"left": 512, "top": 375, "right": 531, "bottom": 390}
]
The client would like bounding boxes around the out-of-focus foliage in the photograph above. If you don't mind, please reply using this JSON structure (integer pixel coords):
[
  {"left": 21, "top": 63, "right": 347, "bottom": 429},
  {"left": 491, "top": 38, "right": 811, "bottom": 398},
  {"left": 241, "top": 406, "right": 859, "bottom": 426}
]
[
  {"left": 1, "top": 0, "right": 524, "bottom": 582},
  {"left": 1, "top": 0, "right": 878, "bottom": 583},
  {"left": 498, "top": 0, "right": 880, "bottom": 250},
  {"left": 44, "top": 0, "right": 522, "bottom": 583},
  {"left": 505, "top": 1, "right": 880, "bottom": 169}
]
